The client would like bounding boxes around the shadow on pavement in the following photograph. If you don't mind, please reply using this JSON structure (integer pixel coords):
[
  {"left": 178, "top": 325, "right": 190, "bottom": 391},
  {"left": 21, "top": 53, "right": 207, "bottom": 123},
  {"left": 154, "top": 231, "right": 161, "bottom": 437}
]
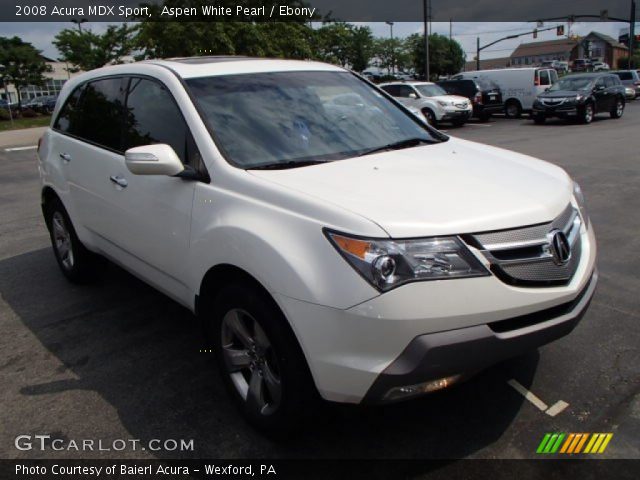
[{"left": 0, "top": 247, "right": 539, "bottom": 460}]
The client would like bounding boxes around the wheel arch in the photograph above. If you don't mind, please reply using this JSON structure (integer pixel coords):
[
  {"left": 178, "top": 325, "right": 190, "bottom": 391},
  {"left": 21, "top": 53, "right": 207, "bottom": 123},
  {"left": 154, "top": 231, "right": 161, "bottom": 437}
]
[{"left": 41, "top": 185, "right": 62, "bottom": 229}]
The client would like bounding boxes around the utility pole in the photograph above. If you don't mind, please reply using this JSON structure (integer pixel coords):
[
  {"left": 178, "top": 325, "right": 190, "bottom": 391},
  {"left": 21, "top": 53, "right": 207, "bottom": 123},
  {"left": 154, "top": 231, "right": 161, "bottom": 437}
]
[
  {"left": 630, "top": 0, "right": 636, "bottom": 69},
  {"left": 424, "top": 0, "right": 430, "bottom": 80},
  {"left": 476, "top": 37, "right": 480, "bottom": 70},
  {"left": 386, "top": 21, "right": 394, "bottom": 75},
  {"left": 71, "top": 18, "right": 87, "bottom": 33},
  {"left": 0, "top": 64, "right": 14, "bottom": 128}
]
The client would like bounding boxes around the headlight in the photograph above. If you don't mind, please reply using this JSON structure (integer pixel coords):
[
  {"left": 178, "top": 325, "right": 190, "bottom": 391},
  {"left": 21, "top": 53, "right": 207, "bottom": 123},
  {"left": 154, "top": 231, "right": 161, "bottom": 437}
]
[
  {"left": 576, "top": 94, "right": 584, "bottom": 101},
  {"left": 325, "top": 230, "right": 489, "bottom": 292},
  {"left": 437, "top": 100, "right": 448, "bottom": 107},
  {"left": 573, "top": 182, "right": 589, "bottom": 227}
]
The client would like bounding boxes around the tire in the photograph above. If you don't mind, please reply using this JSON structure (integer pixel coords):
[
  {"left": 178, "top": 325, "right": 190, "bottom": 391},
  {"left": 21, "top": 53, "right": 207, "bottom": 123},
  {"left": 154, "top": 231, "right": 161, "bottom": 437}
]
[
  {"left": 422, "top": 108, "right": 437, "bottom": 127},
  {"left": 580, "top": 102, "right": 594, "bottom": 124},
  {"left": 45, "top": 197, "right": 105, "bottom": 283},
  {"left": 610, "top": 97, "right": 624, "bottom": 119},
  {"left": 533, "top": 114, "right": 546, "bottom": 124},
  {"left": 505, "top": 100, "right": 522, "bottom": 119},
  {"left": 204, "top": 282, "right": 318, "bottom": 434}
]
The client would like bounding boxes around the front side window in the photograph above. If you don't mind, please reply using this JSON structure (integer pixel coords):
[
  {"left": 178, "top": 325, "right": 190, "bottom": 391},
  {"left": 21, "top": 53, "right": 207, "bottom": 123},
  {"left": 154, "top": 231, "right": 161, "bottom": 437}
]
[
  {"left": 124, "top": 78, "right": 193, "bottom": 165},
  {"left": 186, "top": 71, "right": 440, "bottom": 169},
  {"left": 396, "top": 85, "right": 416, "bottom": 98},
  {"left": 414, "top": 84, "right": 448, "bottom": 97},
  {"left": 77, "top": 78, "right": 126, "bottom": 151}
]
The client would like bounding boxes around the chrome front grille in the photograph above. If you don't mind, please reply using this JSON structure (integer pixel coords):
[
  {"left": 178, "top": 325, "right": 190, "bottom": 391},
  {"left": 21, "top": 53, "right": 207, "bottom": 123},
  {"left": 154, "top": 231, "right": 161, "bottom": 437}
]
[{"left": 465, "top": 204, "right": 583, "bottom": 286}]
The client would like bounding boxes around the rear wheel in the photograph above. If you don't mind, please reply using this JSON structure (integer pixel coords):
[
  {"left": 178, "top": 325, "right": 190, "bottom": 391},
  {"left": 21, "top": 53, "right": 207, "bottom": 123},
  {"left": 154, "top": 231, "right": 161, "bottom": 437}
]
[
  {"left": 505, "top": 100, "right": 522, "bottom": 119},
  {"left": 580, "top": 102, "right": 594, "bottom": 124},
  {"left": 45, "top": 197, "right": 105, "bottom": 283},
  {"left": 205, "top": 282, "right": 318, "bottom": 433},
  {"left": 610, "top": 98, "right": 624, "bottom": 118}
]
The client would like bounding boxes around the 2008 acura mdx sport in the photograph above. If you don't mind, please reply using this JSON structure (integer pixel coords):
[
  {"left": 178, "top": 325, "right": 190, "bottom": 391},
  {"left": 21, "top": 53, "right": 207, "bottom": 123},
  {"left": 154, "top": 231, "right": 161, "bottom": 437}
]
[{"left": 38, "top": 57, "right": 597, "bottom": 432}]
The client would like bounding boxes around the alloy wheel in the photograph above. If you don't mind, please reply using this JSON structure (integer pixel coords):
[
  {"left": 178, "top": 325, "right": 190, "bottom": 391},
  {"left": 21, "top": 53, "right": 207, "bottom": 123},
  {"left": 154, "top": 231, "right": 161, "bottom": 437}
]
[
  {"left": 584, "top": 104, "right": 593, "bottom": 123},
  {"left": 616, "top": 101, "right": 624, "bottom": 117},
  {"left": 221, "top": 308, "right": 282, "bottom": 416},
  {"left": 52, "top": 211, "right": 74, "bottom": 270}
]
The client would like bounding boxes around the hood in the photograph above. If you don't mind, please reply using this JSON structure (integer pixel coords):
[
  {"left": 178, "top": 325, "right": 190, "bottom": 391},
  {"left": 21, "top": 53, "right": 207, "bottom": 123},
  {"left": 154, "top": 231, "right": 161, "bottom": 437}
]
[
  {"left": 249, "top": 137, "right": 572, "bottom": 238},
  {"left": 539, "top": 90, "right": 582, "bottom": 98},
  {"left": 428, "top": 95, "right": 470, "bottom": 105}
]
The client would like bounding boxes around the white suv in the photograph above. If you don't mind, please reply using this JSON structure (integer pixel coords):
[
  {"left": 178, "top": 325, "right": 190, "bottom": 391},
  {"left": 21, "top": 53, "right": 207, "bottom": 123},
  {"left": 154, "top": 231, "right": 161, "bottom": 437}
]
[{"left": 38, "top": 57, "right": 597, "bottom": 432}]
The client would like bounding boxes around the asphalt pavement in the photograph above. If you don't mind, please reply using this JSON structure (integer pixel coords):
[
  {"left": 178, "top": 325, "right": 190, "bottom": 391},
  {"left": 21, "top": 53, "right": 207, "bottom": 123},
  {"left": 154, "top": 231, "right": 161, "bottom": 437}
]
[{"left": 0, "top": 104, "right": 639, "bottom": 461}]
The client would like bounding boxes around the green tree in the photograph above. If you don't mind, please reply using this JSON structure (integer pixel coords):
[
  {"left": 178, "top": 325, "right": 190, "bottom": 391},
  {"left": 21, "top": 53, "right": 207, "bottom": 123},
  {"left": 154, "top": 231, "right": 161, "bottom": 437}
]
[
  {"left": 406, "top": 33, "right": 465, "bottom": 80},
  {"left": 373, "top": 37, "right": 406, "bottom": 75},
  {"left": 0, "top": 36, "right": 47, "bottom": 107},
  {"left": 54, "top": 24, "right": 138, "bottom": 71},
  {"left": 346, "top": 25, "right": 374, "bottom": 72},
  {"left": 314, "top": 23, "right": 353, "bottom": 66}
]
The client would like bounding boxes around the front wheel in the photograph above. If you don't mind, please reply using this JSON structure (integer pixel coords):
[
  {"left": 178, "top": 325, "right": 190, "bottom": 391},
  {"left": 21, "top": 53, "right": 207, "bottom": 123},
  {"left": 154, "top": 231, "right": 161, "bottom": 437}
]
[
  {"left": 580, "top": 103, "right": 594, "bottom": 124},
  {"left": 610, "top": 98, "right": 624, "bottom": 118},
  {"left": 45, "top": 197, "right": 105, "bottom": 283},
  {"left": 533, "top": 114, "right": 546, "bottom": 124},
  {"left": 422, "top": 108, "right": 437, "bottom": 127},
  {"left": 205, "top": 282, "right": 317, "bottom": 433}
]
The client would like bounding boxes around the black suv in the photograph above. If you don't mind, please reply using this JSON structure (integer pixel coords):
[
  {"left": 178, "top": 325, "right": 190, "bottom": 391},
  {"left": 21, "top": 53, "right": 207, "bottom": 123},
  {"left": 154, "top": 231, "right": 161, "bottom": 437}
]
[
  {"left": 532, "top": 73, "right": 626, "bottom": 124},
  {"left": 436, "top": 78, "right": 503, "bottom": 121}
]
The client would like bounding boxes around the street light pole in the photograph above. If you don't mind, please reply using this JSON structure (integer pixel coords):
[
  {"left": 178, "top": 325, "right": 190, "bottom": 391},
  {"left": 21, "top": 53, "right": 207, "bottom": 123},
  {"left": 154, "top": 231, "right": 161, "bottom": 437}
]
[
  {"left": 386, "top": 21, "right": 395, "bottom": 75},
  {"left": 630, "top": 0, "right": 636, "bottom": 69},
  {"left": 424, "top": 0, "right": 430, "bottom": 80},
  {"left": 71, "top": 18, "right": 87, "bottom": 33}
]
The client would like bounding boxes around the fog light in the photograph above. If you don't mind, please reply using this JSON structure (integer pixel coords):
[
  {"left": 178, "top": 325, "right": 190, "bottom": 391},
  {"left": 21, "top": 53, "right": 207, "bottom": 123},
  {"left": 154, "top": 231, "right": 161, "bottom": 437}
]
[{"left": 383, "top": 374, "right": 462, "bottom": 402}]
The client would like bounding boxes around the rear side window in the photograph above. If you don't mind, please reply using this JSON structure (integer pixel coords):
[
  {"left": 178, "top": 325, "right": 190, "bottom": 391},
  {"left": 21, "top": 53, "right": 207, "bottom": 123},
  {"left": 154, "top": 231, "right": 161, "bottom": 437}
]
[
  {"left": 77, "top": 78, "right": 126, "bottom": 152},
  {"left": 616, "top": 71, "right": 632, "bottom": 80},
  {"left": 539, "top": 70, "right": 550, "bottom": 86},
  {"left": 396, "top": 85, "right": 416, "bottom": 98},
  {"left": 53, "top": 85, "right": 84, "bottom": 134},
  {"left": 123, "top": 78, "right": 193, "bottom": 165}
]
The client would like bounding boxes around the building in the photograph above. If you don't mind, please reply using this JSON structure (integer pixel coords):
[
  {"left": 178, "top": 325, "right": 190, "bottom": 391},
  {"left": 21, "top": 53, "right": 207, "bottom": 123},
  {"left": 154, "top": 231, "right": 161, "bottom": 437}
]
[
  {"left": 464, "top": 57, "right": 512, "bottom": 71},
  {"left": 1, "top": 56, "right": 81, "bottom": 104},
  {"left": 510, "top": 38, "right": 580, "bottom": 67},
  {"left": 579, "top": 31, "right": 628, "bottom": 68}
]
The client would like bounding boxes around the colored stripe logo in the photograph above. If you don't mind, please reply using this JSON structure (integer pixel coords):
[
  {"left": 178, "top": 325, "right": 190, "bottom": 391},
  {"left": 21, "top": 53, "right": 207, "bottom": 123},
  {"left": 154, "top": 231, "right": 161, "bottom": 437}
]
[{"left": 536, "top": 433, "right": 613, "bottom": 454}]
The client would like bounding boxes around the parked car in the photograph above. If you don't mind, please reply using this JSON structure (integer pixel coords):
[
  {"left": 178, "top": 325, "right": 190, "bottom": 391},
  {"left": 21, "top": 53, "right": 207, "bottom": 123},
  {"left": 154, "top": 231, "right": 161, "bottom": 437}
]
[
  {"left": 379, "top": 81, "right": 472, "bottom": 126},
  {"left": 592, "top": 61, "right": 610, "bottom": 72},
  {"left": 22, "top": 95, "right": 58, "bottom": 114},
  {"left": 452, "top": 67, "right": 558, "bottom": 118},
  {"left": 541, "top": 60, "right": 569, "bottom": 74},
  {"left": 436, "top": 78, "right": 503, "bottom": 121},
  {"left": 0, "top": 99, "right": 18, "bottom": 112},
  {"left": 624, "top": 86, "right": 636, "bottom": 100},
  {"left": 611, "top": 70, "right": 640, "bottom": 97},
  {"left": 39, "top": 57, "right": 597, "bottom": 432},
  {"left": 572, "top": 59, "right": 593, "bottom": 72},
  {"left": 532, "top": 73, "right": 625, "bottom": 124}
]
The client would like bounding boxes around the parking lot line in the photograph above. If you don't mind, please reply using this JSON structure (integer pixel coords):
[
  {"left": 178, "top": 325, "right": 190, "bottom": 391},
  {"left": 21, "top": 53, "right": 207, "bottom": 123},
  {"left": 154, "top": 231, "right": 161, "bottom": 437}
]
[
  {"left": 507, "top": 379, "right": 549, "bottom": 411},
  {"left": 545, "top": 400, "right": 569, "bottom": 417},
  {"left": 4, "top": 146, "right": 37, "bottom": 152}
]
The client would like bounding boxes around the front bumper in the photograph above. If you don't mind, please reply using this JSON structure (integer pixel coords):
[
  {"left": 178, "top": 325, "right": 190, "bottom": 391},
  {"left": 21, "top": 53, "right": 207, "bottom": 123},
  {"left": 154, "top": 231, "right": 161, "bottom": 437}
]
[
  {"left": 533, "top": 104, "right": 579, "bottom": 117},
  {"left": 275, "top": 224, "right": 596, "bottom": 404},
  {"left": 442, "top": 109, "right": 472, "bottom": 121},
  {"left": 363, "top": 269, "right": 597, "bottom": 403}
]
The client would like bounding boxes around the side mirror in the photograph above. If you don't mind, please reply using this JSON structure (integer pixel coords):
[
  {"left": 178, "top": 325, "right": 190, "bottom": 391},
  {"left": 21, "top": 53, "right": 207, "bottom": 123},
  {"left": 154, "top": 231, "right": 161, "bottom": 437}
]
[
  {"left": 408, "top": 93, "right": 418, "bottom": 99},
  {"left": 544, "top": 87, "right": 550, "bottom": 92},
  {"left": 594, "top": 85, "right": 605, "bottom": 91},
  {"left": 125, "top": 144, "right": 184, "bottom": 176}
]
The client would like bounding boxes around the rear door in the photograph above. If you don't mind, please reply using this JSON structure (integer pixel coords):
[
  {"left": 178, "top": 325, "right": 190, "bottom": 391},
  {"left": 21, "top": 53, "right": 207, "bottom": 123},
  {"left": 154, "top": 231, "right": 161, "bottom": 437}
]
[{"left": 593, "top": 77, "right": 611, "bottom": 111}]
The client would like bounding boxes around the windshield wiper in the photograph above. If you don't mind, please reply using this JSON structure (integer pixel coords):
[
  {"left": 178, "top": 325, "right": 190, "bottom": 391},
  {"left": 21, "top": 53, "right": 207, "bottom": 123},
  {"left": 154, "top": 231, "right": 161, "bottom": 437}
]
[
  {"left": 248, "top": 159, "right": 331, "bottom": 170},
  {"left": 357, "top": 137, "right": 437, "bottom": 157}
]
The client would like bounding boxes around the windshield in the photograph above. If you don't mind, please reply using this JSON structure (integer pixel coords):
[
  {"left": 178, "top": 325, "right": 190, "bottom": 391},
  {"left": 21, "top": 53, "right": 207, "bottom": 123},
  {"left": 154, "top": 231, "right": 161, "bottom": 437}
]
[
  {"left": 548, "top": 77, "right": 594, "bottom": 91},
  {"left": 415, "top": 84, "right": 447, "bottom": 97},
  {"left": 186, "top": 71, "right": 440, "bottom": 169}
]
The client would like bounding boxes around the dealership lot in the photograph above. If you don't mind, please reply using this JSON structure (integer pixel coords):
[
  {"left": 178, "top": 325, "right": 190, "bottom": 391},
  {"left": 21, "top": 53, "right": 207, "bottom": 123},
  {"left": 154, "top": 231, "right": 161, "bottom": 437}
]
[{"left": 0, "top": 104, "right": 639, "bottom": 460}]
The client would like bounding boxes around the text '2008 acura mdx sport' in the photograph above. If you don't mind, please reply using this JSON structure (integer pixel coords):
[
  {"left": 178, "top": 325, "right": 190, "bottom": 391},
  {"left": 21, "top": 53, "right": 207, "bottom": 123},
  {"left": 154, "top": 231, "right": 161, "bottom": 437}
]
[{"left": 38, "top": 57, "right": 597, "bottom": 432}]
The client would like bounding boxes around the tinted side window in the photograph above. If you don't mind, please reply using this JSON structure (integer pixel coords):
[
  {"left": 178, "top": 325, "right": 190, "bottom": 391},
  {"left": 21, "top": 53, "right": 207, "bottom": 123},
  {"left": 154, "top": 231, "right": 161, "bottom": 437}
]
[
  {"left": 595, "top": 77, "right": 606, "bottom": 88},
  {"left": 617, "top": 72, "right": 632, "bottom": 80},
  {"left": 124, "top": 78, "right": 192, "bottom": 165},
  {"left": 53, "top": 85, "right": 84, "bottom": 134},
  {"left": 538, "top": 70, "right": 550, "bottom": 86},
  {"left": 381, "top": 85, "right": 400, "bottom": 96},
  {"left": 77, "top": 78, "right": 126, "bottom": 151},
  {"left": 604, "top": 76, "right": 615, "bottom": 87},
  {"left": 397, "top": 85, "right": 416, "bottom": 98}
]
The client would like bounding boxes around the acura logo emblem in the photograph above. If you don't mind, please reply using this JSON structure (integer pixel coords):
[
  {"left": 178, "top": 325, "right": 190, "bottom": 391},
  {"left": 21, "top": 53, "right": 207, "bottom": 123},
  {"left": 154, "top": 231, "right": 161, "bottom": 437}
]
[{"left": 547, "top": 229, "right": 571, "bottom": 265}]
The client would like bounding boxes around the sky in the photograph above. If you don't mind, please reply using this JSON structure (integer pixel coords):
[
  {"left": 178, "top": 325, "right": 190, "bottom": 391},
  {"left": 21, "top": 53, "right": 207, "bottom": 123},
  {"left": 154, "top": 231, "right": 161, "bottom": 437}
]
[{"left": 0, "top": 21, "right": 632, "bottom": 61}]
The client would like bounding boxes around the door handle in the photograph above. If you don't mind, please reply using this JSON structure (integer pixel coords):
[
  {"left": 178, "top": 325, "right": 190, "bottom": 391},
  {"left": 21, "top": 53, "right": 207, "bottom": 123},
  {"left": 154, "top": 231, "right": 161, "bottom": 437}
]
[
  {"left": 109, "top": 175, "right": 128, "bottom": 188},
  {"left": 59, "top": 152, "right": 71, "bottom": 162}
]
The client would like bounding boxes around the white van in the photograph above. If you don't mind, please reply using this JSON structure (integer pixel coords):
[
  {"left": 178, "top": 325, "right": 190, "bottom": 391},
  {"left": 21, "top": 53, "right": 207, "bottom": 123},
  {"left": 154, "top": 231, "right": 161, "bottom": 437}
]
[{"left": 454, "top": 67, "right": 559, "bottom": 118}]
